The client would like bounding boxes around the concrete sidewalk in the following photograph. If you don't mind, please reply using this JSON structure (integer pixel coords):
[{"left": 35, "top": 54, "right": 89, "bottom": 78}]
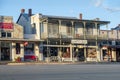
[{"left": 1, "top": 61, "right": 120, "bottom": 65}]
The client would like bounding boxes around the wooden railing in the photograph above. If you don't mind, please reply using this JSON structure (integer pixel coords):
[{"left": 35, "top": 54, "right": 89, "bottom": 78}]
[{"left": 41, "top": 33, "right": 109, "bottom": 40}]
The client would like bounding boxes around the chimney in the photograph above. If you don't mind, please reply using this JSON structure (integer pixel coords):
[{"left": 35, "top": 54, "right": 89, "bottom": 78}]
[
  {"left": 79, "top": 13, "right": 82, "bottom": 20},
  {"left": 28, "top": 9, "right": 32, "bottom": 16},
  {"left": 96, "top": 18, "right": 100, "bottom": 21},
  {"left": 21, "top": 9, "right": 25, "bottom": 13}
]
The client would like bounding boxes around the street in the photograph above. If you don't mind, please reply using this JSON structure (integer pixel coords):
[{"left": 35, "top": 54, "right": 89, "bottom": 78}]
[{"left": 0, "top": 64, "right": 120, "bottom": 80}]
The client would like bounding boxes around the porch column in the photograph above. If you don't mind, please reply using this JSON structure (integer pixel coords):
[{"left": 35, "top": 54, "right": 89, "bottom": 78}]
[
  {"left": 11, "top": 42, "right": 16, "bottom": 61},
  {"left": 100, "top": 49, "right": 103, "bottom": 61},
  {"left": 34, "top": 43, "right": 40, "bottom": 61},
  {"left": 39, "top": 42, "right": 44, "bottom": 61},
  {"left": 70, "top": 44, "right": 73, "bottom": 62},
  {"left": 20, "top": 43, "right": 24, "bottom": 61},
  {"left": 112, "top": 48, "right": 116, "bottom": 61},
  {"left": 83, "top": 22, "right": 87, "bottom": 62},
  {"left": 95, "top": 22, "right": 100, "bottom": 62},
  {"left": 58, "top": 20, "right": 62, "bottom": 62},
  {"left": 0, "top": 42, "right": 1, "bottom": 61},
  {"left": 71, "top": 21, "right": 74, "bottom": 38}
]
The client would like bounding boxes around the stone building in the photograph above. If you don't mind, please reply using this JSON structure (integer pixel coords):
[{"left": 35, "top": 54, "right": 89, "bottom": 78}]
[{"left": 0, "top": 15, "right": 42, "bottom": 61}]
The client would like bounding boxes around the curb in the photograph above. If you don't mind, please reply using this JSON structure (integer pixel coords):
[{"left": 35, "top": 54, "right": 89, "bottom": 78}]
[
  {"left": 7, "top": 63, "right": 73, "bottom": 65},
  {"left": 1, "top": 62, "right": 120, "bottom": 65}
]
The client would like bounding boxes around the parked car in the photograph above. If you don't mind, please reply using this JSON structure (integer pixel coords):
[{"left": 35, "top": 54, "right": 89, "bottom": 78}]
[{"left": 24, "top": 50, "right": 37, "bottom": 61}]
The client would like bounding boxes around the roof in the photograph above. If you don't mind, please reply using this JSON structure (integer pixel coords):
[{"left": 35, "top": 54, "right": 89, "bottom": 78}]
[
  {"left": 40, "top": 14, "right": 110, "bottom": 25},
  {"left": 42, "top": 15, "right": 78, "bottom": 20},
  {"left": 16, "top": 13, "right": 34, "bottom": 23}
]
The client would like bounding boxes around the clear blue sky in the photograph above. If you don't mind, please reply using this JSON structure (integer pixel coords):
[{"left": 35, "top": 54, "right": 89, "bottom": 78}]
[{"left": 0, "top": 0, "right": 120, "bottom": 30}]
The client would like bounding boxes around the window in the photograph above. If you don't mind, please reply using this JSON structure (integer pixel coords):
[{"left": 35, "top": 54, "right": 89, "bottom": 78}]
[
  {"left": 66, "top": 23, "right": 72, "bottom": 34},
  {"left": 86, "top": 23, "right": 93, "bottom": 35},
  {"left": 7, "top": 32, "right": 11, "bottom": 37},
  {"left": 40, "top": 23, "right": 44, "bottom": 33},
  {"left": 16, "top": 43, "right": 20, "bottom": 54},
  {"left": 1, "top": 32, "right": 11, "bottom": 38},
  {"left": 32, "top": 23, "right": 36, "bottom": 34},
  {"left": 1, "top": 32, "right": 6, "bottom": 37}
]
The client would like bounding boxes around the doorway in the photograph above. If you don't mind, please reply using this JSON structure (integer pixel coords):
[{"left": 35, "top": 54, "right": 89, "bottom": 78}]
[
  {"left": 1, "top": 47, "right": 10, "bottom": 61},
  {"left": 1, "top": 42, "right": 11, "bottom": 61}
]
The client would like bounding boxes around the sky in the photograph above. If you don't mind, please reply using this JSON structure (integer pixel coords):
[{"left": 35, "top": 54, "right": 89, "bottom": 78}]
[{"left": 0, "top": 0, "right": 120, "bottom": 30}]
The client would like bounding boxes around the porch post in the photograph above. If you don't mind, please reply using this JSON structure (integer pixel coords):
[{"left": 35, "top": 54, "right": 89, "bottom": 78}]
[
  {"left": 20, "top": 43, "right": 24, "bottom": 61},
  {"left": 0, "top": 42, "right": 1, "bottom": 61},
  {"left": 83, "top": 22, "right": 87, "bottom": 62},
  {"left": 58, "top": 20, "right": 62, "bottom": 62},
  {"left": 95, "top": 22, "right": 100, "bottom": 62},
  {"left": 34, "top": 43, "right": 40, "bottom": 61},
  {"left": 100, "top": 48, "right": 103, "bottom": 61},
  {"left": 71, "top": 21, "right": 74, "bottom": 62},
  {"left": 112, "top": 48, "right": 117, "bottom": 61},
  {"left": 70, "top": 44, "right": 73, "bottom": 62},
  {"left": 11, "top": 42, "right": 16, "bottom": 61}
]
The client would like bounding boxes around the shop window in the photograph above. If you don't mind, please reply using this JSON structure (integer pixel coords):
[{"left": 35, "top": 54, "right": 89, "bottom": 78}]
[{"left": 16, "top": 43, "right": 20, "bottom": 54}]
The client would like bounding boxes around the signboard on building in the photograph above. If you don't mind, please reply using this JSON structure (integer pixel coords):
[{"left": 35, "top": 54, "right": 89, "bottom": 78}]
[
  {"left": 0, "top": 23, "right": 13, "bottom": 31},
  {"left": 71, "top": 40, "right": 87, "bottom": 44},
  {"left": 0, "top": 16, "right": 13, "bottom": 31}
]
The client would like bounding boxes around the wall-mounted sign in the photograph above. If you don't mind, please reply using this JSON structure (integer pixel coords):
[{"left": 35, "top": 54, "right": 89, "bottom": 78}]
[
  {"left": 0, "top": 23, "right": 13, "bottom": 31},
  {"left": 71, "top": 40, "right": 87, "bottom": 44}
]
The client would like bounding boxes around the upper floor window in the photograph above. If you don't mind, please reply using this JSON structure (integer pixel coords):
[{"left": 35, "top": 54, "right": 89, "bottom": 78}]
[
  {"left": 66, "top": 23, "right": 72, "bottom": 34},
  {"left": 7, "top": 32, "right": 11, "bottom": 37},
  {"left": 1, "top": 32, "right": 11, "bottom": 38},
  {"left": 32, "top": 23, "right": 36, "bottom": 34},
  {"left": 1, "top": 32, "right": 6, "bottom": 37},
  {"left": 86, "top": 23, "right": 94, "bottom": 35},
  {"left": 40, "top": 23, "right": 44, "bottom": 33}
]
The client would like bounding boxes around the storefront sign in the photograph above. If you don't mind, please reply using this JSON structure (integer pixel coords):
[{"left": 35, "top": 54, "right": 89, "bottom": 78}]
[
  {"left": 71, "top": 40, "right": 87, "bottom": 44},
  {"left": 0, "top": 23, "right": 13, "bottom": 31}
]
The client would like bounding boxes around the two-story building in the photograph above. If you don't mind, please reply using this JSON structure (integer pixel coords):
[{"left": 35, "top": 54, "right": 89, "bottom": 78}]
[
  {"left": 17, "top": 9, "right": 111, "bottom": 62},
  {"left": 0, "top": 15, "right": 42, "bottom": 62},
  {"left": 100, "top": 24, "right": 120, "bottom": 62}
]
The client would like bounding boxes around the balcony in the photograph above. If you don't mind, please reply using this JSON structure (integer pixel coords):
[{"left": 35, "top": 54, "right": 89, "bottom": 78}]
[
  {"left": 75, "top": 34, "right": 108, "bottom": 40},
  {"left": 41, "top": 32, "right": 108, "bottom": 40}
]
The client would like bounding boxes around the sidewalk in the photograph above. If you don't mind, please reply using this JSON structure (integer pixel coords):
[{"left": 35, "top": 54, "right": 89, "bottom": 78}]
[
  {"left": 0, "top": 61, "right": 75, "bottom": 65},
  {"left": 1, "top": 61, "right": 120, "bottom": 65}
]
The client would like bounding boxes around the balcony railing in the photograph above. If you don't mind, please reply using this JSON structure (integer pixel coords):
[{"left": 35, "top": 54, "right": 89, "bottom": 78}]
[
  {"left": 75, "top": 34, "right": 108, "bottom": 40},
  {"left": 41, "top": 33, "right": 108, "bottom": 40}
]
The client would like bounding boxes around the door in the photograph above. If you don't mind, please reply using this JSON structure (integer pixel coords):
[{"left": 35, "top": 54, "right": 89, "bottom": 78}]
[{"left": 1, "top": 48, "right": 10, "bottom": 61}]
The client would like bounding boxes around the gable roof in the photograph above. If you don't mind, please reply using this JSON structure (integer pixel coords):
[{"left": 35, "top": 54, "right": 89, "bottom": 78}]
[{"left": 16, "top": 13, "right": 34, "bottom": 23}]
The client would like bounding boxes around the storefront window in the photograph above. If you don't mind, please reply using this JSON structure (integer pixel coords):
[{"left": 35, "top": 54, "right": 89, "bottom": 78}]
[{"left": 16, "top": 43, "right": 20, "bottom": 54}]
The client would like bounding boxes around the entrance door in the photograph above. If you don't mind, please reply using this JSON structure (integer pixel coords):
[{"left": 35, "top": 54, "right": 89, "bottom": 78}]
[
  {"left": 116, "top": 48, "right": 120, "bottom": 62},
  {"left": 1, "top": 47, "right": 10, "bottom": 61},
  {"left": 1, "top": 42, "right": 11, "bottom": 61}
]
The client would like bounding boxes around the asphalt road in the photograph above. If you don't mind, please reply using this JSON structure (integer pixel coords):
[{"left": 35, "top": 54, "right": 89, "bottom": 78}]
[{"left": 0, "top": 64, "right": 120, "bottom": 80}]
